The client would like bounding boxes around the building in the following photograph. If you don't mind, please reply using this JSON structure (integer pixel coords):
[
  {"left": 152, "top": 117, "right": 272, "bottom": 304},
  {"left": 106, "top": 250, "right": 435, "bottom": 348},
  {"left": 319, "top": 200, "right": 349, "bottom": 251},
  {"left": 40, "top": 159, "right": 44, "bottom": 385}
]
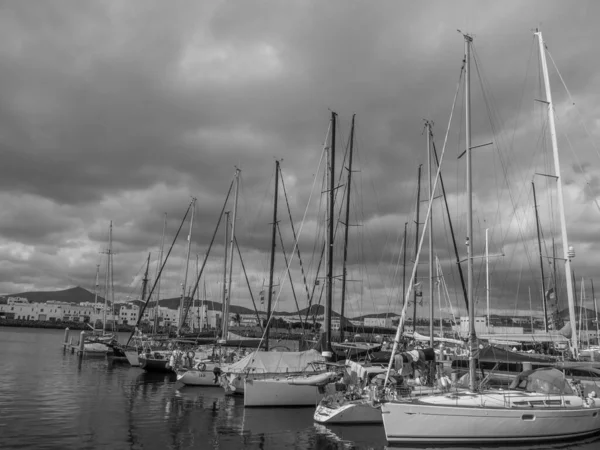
[
  {"left": 454, "top": 316, "right": 525, "bottom": 337},
  {"left": 0, "top": 300, "right": 116, "bottom": 325},
  {"left": 364, "top": 317, "right": 394, "bottom": 328}
]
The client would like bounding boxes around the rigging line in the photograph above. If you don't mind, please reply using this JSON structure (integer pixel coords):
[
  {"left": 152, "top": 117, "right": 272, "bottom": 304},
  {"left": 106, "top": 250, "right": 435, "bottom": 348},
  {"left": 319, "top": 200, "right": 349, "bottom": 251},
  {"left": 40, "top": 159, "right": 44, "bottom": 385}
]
[
  {"left": 438, "top": 256, "right": 458, "bottom": 327},
  {"left": 384, "top": 57, "right": 459, "bottom": 385},
  {"left": 256, "top": 121, "right": 330, "bottom": 348},
  {"left": 305, "top": 243, "right": 326, "bottom": 326},
  {"left": 126, "top": 200, "right": 192, "bottom": 346},
  {"left": 233, "top": 236, "right": 263, "bottom": 332},
  {"left": 180, "top": 178, "right": 235, "bottom": 327},
  {"left": 560, "top": 120, "right": 600, "bottom": 215},
  {"left": 546, "top": 48, "right": 600, "bottom": 163},
  {"left": 472, "top": 49, "right": 539, "bottom": 281},
  {"left": 279, "top": 164, "right": 312, "bottom": 307},
  {"left": 277, "top": 222, "right": 305, "bottom": 331}
]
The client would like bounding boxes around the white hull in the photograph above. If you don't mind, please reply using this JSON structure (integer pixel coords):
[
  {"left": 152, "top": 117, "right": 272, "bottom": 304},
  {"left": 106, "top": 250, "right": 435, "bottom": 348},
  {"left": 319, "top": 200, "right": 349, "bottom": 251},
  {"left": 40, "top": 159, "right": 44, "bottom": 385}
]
[
  {"left": 382, "top": 392, "right": 600, "bottom": 444},
  {"left": 314, "top": 400, "right": 382, "bottom": 424},
  {"left": 84, "top": 342, "right": 110, "bottom": 354},
  {"left": 125, "top": 350, "right": 140, "bottom": 367},
  {"left": 177, "top": 363, "right": 224, "bottom": 386},
  {"left": 244, "top": 378, "right": 324, "bottom": 407},
  {"left": 313, "top": 385, "right": 442, "bottom": 424}
]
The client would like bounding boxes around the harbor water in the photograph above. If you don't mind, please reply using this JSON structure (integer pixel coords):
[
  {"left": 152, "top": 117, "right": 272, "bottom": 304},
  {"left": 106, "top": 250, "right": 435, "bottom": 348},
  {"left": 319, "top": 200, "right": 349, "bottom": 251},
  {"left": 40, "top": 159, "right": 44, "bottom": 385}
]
[{"left": 1, "top": 327, "right": 600, "bottom": 450}]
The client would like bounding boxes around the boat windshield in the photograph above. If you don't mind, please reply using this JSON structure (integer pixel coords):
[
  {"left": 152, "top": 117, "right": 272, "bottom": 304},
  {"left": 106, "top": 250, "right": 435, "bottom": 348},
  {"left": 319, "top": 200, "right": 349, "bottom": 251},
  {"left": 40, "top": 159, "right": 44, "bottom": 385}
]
[{"left": 509, "top": 368, "right": 574, "bottom": 395}]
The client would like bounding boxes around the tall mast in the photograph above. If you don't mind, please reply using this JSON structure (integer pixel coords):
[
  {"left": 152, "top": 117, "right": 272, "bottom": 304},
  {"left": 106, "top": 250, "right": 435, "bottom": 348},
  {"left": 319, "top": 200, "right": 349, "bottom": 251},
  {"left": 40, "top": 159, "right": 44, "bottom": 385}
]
[
  {"left": 535, "top": 30, "right": 578, "bottom": 356},
  {"left": 196, "top": 254, "right": 200, "bottom": 332},
  {"left": 178, "top": 198, "right": 196, "bottom": 335},
  {"left": 402, "top": 222, "right": 407, "bottom": 307},
  {"left": 340, "top": 114, "right": 355, "bottom": 344},
  {"left": 552, "top": 237, "right": 561, "bottom": 329},
  {"left": 265, "top": 160, "right": 280, "bottom": 351},
  {"left": 532, "top": 181, "right": 549, "bottom": 331},
  {"left": 220, "top": 211, "right": 230, "bottom": 340},
  {"left": 426, "top": 120, "right": 434, "bottom": 348},
  {"left": 103, "top": 221, "right": 112, "bottom": 334},
  {"left": 224, "top": 168, "right": 241, "bottom": 341},
  {"left": 325, "top": 111, "right": 336, "bottom": 358},
  {"left": 486, "top": 228, "right": 490, "bottom": 333},
  {"left": 412, "top": 165, "right": 422, "bottom": 329},
  {"left": 93, "top": 264, "right": 100, "bottom": 306},
  {"left": 464, "top": 34, "right": 476, "bottom": 392},
  {"left": 154, "top": 213, "right": 167, "bottom": 334},
  {"left": 141, "top": 253, "right": 151, "bottom": 302},
  {"left": 593, "top": 280, "right": 599, "bottom": 348}
]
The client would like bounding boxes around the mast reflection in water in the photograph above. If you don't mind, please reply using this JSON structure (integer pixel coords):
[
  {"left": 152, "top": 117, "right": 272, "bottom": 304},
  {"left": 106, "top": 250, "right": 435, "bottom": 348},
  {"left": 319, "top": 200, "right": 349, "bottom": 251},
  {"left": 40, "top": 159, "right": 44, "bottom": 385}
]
[{"left": 1, "top": 328, "right": 599, "bottom": 449}]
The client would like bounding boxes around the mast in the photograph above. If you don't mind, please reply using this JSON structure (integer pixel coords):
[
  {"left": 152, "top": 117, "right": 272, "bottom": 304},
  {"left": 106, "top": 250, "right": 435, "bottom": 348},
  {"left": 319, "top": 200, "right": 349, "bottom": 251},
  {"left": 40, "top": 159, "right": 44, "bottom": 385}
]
[
  {"left": 196, "top": 254, "right": 200, "bottom": 332},
  {"left": 266, "top": 160, "right": 280, "bottom": 351},
  {"left": 103, "top": 221, "right": 113, "bottom": 334},
  {"left": 202, "top": 279, "right": 207, "bottom": 330},
  {"left": 536, "top": 30, "right": 578, "bottom": 356},
  {"left": 426, "top": 120, "right": 434, "bottom": 348},
  {"left": 223, "top": 168, "right": 241, "bottom": 342},
  {"left": 464, "top": 34, "right": 476, "bottom": 392},
  {"left": 413, "top": 165, "right": 422, "bottom": 329},
  {"left": 486, "top": 228, "right": 490, "bottom": 333},
  {"left": 325, "top": 111, "right": 336, "bottom": 358},
  {"left": 340, "top": 114, "right": 355, "bottom": 344},
  {"left": 141, "top": 253, "right": 151, "bottom": 302},
  {"left": 154, "top": 213, "right": 167, "bottom": 333},
  {"left": 220, "top": 211, "right": 230, "bottom": 340},
  {"left": 402, "top": 222, "right": 407, "bottom": 307},
  {"left": 593, "top": 279, "right": 599, "bottom": 350},
  {"left": 431, "top": 139, "right": 469, "bottom": 311},
  {"left": 532, "top": 181, "right": 549, "bottom": 331},
  {"left": 93, "top": 264, "right": 100, "bottom": 306},
  {"left": 178, "top": 197, "right": 196, "bottom": 336}
]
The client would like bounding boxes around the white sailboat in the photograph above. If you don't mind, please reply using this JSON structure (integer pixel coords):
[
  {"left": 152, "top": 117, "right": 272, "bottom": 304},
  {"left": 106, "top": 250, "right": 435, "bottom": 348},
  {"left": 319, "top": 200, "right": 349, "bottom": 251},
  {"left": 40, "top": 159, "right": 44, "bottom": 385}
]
[
  {"left": 236, "top": 114, "right": 340, "bottom": 407},
  {"left": 381, "top": 31, "right": 600, "bottom": 445}
]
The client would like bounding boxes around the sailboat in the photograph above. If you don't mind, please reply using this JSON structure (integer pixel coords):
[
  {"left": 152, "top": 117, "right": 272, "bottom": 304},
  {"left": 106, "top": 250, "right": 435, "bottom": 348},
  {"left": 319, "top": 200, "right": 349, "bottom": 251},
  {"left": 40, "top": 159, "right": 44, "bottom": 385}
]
[
  {"left": 314, "top": 117, "right": 449, "bottom": 425},
  {"left": 83, "top": 222, "right": 119, "bottom": 355},
  {"left": 221, "top": 112, "right": 344, "bottom": 407},
  {"left": 176, "top": 168, "right": 264, "bottom": 386},
  {"left": 381, "top": 31, "right": 600, "bottom": 445}
]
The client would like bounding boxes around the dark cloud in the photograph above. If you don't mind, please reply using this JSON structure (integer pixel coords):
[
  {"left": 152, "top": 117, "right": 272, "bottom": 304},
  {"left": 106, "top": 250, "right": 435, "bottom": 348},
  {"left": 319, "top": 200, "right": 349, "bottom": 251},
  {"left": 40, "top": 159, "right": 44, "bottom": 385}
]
[{"left": 1, "top": 1, "right": 599, "bottom": 319}]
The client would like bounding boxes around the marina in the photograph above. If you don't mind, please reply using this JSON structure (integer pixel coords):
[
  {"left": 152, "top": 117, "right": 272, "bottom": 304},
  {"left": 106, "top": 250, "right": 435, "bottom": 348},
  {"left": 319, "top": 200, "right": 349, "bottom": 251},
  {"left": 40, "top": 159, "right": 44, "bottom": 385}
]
[
  {"left": 3, "top": 327, "right": 600, "bottom": 450},
  {"left": 3, "top": 2, "right": 600, "bottom": 449}
]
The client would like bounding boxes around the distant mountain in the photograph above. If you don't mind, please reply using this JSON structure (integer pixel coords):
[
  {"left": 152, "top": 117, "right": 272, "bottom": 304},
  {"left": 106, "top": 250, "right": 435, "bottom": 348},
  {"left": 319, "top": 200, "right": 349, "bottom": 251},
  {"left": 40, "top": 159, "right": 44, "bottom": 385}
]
[
  {"left": 5, "top": 286, "right": 108, "bottom": 305},
  {"left": 353, "top": 312, "right": 400, "bottom": 320},
  {"left": 2, "top": 287, "right": 388, "bottom": 322},
  {"left": 131, "top": 297, "right": 258, "bottom": 315},
  {"left": 558, "top": 307, "right": 599, "bottom": 320}
]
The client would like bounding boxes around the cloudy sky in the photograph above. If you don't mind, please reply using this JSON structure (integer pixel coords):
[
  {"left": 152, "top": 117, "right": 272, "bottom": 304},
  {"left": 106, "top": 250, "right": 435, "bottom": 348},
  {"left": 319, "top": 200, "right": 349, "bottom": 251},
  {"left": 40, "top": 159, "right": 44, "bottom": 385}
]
[{"left": 1, "top": 0, "right": 599, "bottom": 322}]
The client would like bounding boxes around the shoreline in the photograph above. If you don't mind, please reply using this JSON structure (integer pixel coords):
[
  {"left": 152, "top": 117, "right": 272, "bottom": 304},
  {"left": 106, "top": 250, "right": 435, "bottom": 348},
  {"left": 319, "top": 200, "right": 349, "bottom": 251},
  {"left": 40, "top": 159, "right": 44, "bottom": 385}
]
[{"left": 0, "top": 319, "right": 134, "bottom": 332}]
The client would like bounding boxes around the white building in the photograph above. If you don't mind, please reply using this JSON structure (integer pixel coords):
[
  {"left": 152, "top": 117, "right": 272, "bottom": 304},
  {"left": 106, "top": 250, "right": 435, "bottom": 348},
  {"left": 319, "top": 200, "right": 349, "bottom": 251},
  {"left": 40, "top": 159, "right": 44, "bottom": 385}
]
[
  {"left": 364, "top": 317, "right": 394, "bottom": 328},
  {"left": 0, "top": 300, "right": 116, "bottom": 325},
  {"left": 454, "top": 316, "right": 525, "bottom": 337}
]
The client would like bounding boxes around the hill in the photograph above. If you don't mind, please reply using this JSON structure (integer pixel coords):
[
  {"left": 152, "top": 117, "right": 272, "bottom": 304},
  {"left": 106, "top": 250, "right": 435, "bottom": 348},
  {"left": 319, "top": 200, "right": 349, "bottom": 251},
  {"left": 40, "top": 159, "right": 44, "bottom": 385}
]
[
  {"left": 4, "top": 286, "right": 108, "bottom": 305},
  {"left": 131, "top": 297, "right": 257, "bottom": 315}
]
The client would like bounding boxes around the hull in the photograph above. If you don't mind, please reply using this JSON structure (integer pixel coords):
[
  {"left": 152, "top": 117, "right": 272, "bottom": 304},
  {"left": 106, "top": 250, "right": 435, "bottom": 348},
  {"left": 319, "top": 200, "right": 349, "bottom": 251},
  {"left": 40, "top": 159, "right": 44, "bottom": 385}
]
[
  {"left": 244, "top": 378, "right": 324, "bottom": 407},
  {"left": 84, "top": 342, "right": 110, "bottom": 354},
  {"left": 313, "top": 385, "right": 442, "bottom": 425},
  {"left": 314, "top": 400, "right": 382, "bottom": 424},
  {"left": 125, "top": 350, "right": 140, "bottom": 367},
  {"left": 177, "top": 363, "right": 222, "bottom": 386},
  {"left": 139, "top": 356, "right": 174, "bottom": 373},
  {"left": 381, "top": 392, "right": 600, "bottom": 444}
]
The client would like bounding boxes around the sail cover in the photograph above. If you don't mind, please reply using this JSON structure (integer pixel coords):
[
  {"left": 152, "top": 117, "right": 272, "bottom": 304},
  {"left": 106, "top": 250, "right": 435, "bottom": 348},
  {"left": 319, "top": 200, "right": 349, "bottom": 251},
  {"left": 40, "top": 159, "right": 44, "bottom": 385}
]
[{"left": 225, "top": 349, "right": 325, "bottom": 373}]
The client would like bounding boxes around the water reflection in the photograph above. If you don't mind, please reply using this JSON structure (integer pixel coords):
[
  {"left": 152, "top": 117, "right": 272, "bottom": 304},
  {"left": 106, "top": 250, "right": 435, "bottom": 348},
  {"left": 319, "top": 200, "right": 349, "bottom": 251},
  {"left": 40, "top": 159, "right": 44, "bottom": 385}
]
[{"left": 3, "top": 328, "right": 600, "bottom": 450}]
